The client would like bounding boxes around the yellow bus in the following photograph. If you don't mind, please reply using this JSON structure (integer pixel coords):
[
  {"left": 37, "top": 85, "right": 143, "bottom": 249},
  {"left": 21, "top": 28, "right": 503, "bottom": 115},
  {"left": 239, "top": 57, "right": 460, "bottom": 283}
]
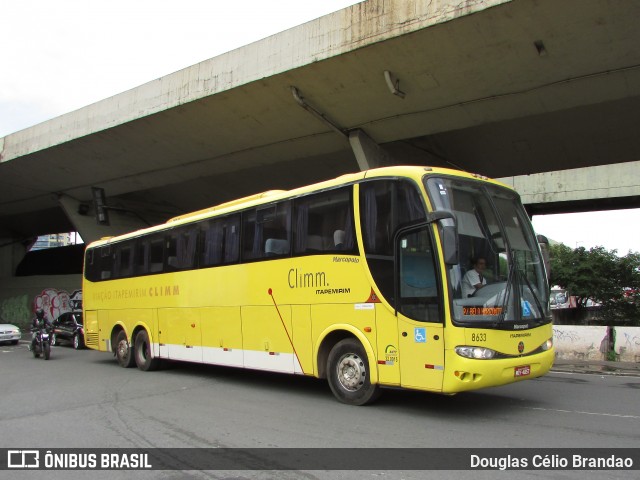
[{"left": 83, "top": 166, "right": 554, "bottom": 405}]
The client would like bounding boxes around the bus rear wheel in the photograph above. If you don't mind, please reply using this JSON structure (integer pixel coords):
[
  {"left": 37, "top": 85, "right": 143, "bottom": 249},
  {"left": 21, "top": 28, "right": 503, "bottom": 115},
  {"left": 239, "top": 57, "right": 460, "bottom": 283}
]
[
  {"left": 327, "top": 338, "right": 380, "bottom": 406},
  {"left": 115, "top": 331, "right": 135, "bottom": 368},
  {"left": 134, "top": 330, "right": 160, "bottom": 371}
]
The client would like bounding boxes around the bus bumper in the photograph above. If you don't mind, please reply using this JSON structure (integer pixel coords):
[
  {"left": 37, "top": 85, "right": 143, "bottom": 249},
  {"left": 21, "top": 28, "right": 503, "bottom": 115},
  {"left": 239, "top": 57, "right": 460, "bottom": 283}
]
[{"left": 442, "top": 348, "right": 555, "bottom": 393}]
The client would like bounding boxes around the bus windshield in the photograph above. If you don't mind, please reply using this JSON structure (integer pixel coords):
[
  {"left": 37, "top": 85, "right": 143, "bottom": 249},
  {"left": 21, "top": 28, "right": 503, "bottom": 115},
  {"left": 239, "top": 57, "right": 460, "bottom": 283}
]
[{"left": 425, "top": 177, "right": 550, "bottom": 329}]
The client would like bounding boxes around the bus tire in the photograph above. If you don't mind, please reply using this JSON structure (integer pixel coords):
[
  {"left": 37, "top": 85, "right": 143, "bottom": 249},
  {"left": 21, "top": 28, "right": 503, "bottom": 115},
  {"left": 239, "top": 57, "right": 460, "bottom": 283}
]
[
  {"left": 327, "top": 338, "right": 380, "bottom": 406},
  {"left": 134, "top": 329, "right": 160, "bottom": 371},
  {"left": 115, "top": 331, "right": 135, "bottom": 368}
]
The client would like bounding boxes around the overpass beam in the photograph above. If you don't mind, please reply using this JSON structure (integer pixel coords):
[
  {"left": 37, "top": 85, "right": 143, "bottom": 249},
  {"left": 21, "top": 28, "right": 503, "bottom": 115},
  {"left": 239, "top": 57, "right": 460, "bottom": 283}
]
[
  {"left": 498, "top": 161, "right": 640, "bottom": 214},
  {"left": 291, "top": 86, "right": 392, "bottom": 171}
]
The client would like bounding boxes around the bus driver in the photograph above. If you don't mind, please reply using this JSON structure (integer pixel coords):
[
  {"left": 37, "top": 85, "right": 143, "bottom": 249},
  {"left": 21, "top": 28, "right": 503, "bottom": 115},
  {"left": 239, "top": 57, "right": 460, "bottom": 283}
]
[{"left": 462, "top": 257, "right": 487, "bottom": 298}]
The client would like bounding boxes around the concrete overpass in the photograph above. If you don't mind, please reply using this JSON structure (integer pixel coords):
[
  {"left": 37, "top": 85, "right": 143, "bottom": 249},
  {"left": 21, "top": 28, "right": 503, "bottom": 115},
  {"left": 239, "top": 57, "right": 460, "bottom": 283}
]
[
  {"left": 499, "top": 161, "right": 640, "bottom": 215},
  {"left": 1, "top": 0, "right": 640, "bottom": 322}
]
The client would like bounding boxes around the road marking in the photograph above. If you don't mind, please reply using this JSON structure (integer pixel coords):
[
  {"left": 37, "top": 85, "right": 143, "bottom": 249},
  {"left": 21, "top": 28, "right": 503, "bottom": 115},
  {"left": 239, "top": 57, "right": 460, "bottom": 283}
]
[{"left": 527, "top": 407, "right": 640, "bottom": 420}]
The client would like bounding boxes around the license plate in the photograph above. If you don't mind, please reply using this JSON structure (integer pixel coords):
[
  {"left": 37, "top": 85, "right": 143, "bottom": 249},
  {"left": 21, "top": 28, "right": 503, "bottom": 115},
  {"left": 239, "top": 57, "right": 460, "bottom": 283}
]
[{"left": 514, "top": 365, "right": 531, "bottom": 377}]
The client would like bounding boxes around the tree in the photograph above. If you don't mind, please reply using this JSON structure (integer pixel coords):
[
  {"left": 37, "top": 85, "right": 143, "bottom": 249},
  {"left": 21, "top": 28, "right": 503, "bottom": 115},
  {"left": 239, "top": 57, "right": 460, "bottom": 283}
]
[{"left": 549, "top": 244, "right": 640, "bottom": 326}]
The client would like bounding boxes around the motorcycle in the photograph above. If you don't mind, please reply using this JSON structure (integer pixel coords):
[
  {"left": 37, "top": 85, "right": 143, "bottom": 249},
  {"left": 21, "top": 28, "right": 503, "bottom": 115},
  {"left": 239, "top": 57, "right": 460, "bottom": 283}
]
[{"left": 30, "top": 327, "right": 51, "bottom": 360}]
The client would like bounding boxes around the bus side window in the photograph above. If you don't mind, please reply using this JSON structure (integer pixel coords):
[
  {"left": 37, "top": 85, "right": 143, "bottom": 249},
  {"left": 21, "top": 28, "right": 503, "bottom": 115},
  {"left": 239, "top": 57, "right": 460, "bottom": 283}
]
[
  {"left": 243, "top": 202, "right": 291, "bottom": 260},
  {"left": 223, "top": 215, "right": 240, "bottom": 263},
  {"left": 360, "top": 179, "right": 426, "bottom": 304},
  {"left": 293, "top": 186, "right": 355, "bottom": 255},
  {"left": 135, "top": 241, "right": 150, "bottom": 275},
  {"left": 166, "top": 234, "right": 178, "bottom": 270},
  {"left": 361, "top": 179, "right": 426, "bottom": 256},
  {"left": 149, "top": 237, "right": 164, "bottom": 273},
  {"left": 99, "top": 246, "right": 112, "bottom": 280},
  {"left": 265, "top": 202, "right": 291, "bottom": 257},
  {"left": 166, "top": 227, "right": 197, "bottom": 270},
  {"left": 84, "top": 250, "right": 92, "bottom": 279},
  {"left": 85, "top": 249, "right": 97, "bottom": 281},
  {"left": 201, "top": 218, "right": 223, "bottom": 266},
  {"left": 242, "top": 209, "right": 261, "bottom": 260},
  {"left": 114, "top": 243, "right": 133, "bottom": 278},
  {"left": 200, "top": 214, "right": 240, "bottom": 267}
]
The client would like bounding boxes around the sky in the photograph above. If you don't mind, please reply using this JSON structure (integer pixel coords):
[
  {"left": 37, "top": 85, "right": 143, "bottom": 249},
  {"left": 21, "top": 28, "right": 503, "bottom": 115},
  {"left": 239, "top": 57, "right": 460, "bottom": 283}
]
[
  {"left": 1, "top": 0, "right": 638, "bottom": 254},
  {"left": 532, "top": 210, "right": 640, "bottom": 256}
]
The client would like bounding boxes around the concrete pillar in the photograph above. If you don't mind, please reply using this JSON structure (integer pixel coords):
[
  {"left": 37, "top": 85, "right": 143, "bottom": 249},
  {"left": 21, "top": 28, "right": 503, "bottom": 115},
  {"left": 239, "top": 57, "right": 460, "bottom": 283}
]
[
  {"left": 0, "top": 237, "right": 28, "bottom": 277},
  {"left": 349, "top": 129, "right": 392, "bottom": 171}
]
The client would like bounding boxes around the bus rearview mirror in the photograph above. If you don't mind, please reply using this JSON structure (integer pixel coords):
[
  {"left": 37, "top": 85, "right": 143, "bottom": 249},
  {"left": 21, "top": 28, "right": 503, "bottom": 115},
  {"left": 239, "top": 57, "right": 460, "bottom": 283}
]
[
  {"left": 441, "top": 225, "right": 459, "bottom": 265},
  {"left": 426, "top": 210, "right": 458, "bottom": 265}
]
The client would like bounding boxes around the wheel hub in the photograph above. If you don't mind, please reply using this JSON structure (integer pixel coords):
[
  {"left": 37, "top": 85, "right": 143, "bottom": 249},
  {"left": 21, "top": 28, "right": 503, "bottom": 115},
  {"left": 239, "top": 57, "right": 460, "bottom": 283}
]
[
  {"left": 337, "top": 353, "right": 365, "bottom": 391},
  {"left": 118, "top": 340, "right": 128, "bottom": 358}
]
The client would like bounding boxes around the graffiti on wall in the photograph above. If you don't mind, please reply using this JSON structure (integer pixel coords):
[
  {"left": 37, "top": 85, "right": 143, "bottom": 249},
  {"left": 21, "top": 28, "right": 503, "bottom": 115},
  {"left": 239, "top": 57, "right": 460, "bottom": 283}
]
[
  {"left": 69, "top": 290, "right": 82, "bottom": 311},
  {"left": 616, "top": 327, "right": 640, "bottom": 362},
  {"left": 33, "top": 289, "right": 82, "bottom": 323},
  {"left": 553, "top": 325, "right": 605, "bottom": 360},
  {"left": 0, "top": 294, "right": 30, "bottom": 324},
  {"left": 553, "top": 328, "right": 579, "bottom": 343},
  {"left": 554, "top": 325, "right": 640, "bottom": 362},
  {"left": 621, "top": 332, "right": 640, "bottom": 348}
]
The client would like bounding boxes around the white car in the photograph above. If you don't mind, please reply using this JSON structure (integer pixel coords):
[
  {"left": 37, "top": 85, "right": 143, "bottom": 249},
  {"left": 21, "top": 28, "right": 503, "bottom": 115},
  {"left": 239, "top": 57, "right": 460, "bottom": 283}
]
[{"left": 0, "top": 324, "right": 21, "bottom": 345}]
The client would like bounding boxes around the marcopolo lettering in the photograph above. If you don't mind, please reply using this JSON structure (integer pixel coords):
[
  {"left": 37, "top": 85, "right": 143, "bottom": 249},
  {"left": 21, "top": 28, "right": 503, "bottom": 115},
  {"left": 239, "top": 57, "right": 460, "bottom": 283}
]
[{"left": 333, "top": 256, "right": 359, "bottom": 263}]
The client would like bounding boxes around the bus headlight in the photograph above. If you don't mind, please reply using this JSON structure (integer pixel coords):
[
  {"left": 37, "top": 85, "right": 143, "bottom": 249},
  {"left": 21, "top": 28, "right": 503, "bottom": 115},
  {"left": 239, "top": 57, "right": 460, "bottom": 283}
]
[
  {"left": 455, "top": 346, "right": 496, "bottom": 359},
  {"left": 540, "top": 338, "right": 553, "bottom": 351}
]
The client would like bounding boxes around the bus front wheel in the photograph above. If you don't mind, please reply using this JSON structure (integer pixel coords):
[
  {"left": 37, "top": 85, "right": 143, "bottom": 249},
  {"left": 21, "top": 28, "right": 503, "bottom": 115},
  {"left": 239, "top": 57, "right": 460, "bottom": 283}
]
[
  {"left": 115, "top": 331, "right": 135, "bottom": 368},
  {"left": 327, "top": 338, "right": 380, "bottom": 406}
]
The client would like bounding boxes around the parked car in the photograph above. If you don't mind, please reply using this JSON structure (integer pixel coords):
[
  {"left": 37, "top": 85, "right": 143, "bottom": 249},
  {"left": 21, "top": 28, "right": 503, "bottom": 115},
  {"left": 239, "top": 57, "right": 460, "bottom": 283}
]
[
  {"left": 51, "top": 312, "right": 84, "bottom": 349},
  {"left": 0, "top": 324, "right": 21, "bottom": 345}
]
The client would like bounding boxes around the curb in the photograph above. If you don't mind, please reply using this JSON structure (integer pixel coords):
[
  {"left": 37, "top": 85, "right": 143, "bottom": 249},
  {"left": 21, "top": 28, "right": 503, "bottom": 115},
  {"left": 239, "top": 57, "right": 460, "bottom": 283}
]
[{"left": 551, "top": 365, "right": 640, "bottom": 377}]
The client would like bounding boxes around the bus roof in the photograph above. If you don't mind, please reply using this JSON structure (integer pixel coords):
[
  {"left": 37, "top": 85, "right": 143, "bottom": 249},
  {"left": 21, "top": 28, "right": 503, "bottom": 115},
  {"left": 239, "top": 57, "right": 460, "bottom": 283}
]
[{"left": 86, "top": 165, "right": 510, "bottom": 249}]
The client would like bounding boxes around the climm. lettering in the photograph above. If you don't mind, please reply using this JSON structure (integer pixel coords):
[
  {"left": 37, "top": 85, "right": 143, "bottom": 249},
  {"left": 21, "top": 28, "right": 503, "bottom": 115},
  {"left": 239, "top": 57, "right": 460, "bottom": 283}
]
[
  {"left": 288, "top": 269, "right": 327, "bottom": 288},
  {"left": 149, "top": 285, "right": 180, "bottom": 297}
]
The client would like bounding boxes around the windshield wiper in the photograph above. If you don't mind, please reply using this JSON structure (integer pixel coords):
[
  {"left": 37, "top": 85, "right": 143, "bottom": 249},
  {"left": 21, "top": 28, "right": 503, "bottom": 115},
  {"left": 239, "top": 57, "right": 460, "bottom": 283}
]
[{"left": 498, "top": 257, "right": 516, "bottom": 324}]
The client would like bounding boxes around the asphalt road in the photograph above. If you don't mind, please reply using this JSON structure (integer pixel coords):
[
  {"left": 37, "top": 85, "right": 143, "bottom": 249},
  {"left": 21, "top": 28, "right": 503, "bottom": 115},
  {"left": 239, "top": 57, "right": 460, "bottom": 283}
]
[{"left": 1, "top": 341, "right": 639, "bottom": 480}]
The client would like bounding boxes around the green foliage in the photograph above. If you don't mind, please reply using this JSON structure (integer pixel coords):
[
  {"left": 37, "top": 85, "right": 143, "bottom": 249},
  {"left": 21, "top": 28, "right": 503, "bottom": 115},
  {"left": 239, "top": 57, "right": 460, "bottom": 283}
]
[{"left": 549, "top": 244, "right": 640, "bottom": 326}]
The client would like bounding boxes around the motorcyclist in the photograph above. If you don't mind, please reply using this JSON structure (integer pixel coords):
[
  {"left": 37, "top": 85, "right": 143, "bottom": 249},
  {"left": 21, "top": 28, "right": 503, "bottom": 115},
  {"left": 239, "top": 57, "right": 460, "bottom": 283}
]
[{"left": 30, "top": 308, "right": 51, "bottom": 351}]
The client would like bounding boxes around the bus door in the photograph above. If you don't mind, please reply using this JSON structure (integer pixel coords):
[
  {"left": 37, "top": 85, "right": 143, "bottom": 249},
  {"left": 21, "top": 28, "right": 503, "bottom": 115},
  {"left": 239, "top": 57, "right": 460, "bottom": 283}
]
[{"left": 396, "top": 226, "right": 445, "bottom": 391}]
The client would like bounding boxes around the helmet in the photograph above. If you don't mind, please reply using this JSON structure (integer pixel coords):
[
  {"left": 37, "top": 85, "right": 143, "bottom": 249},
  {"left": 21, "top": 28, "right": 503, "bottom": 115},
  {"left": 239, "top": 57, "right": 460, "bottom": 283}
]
[{"left": 36, "top": 309, "right": 45, "bottom": 319}]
